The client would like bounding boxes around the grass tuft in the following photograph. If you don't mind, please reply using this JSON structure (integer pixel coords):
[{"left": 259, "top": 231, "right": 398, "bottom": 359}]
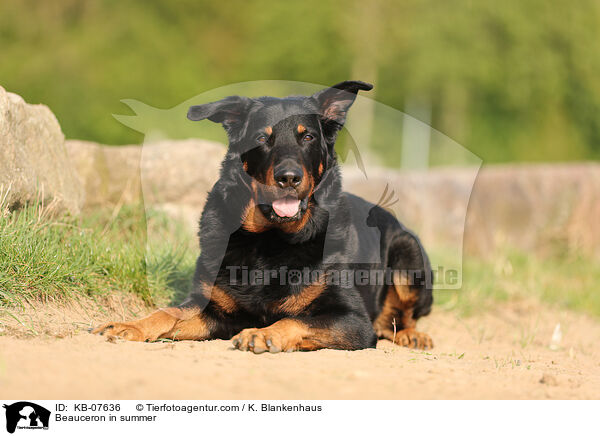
[{"left": 0, "top": 200, "right": 196, "bottom": 310}]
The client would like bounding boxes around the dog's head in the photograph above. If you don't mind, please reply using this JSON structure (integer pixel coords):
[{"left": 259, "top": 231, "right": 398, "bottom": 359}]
[{"left": 188, "top": 81, "right": 372, "bottom": 230}]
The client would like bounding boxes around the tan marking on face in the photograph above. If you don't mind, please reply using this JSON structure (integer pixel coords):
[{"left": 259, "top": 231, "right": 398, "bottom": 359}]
[
  {"left": 279, "top": 170, "right": 314, "bottom": 233},
  {"left": 243, "top": 162, "right": 314, "bottom": 233},
  {"left": 265, "top": 126, "right": 273, "bottom": 135},
  {"left": 295, "top": 165, "right": 312, "bottom": 197},
  {"left": 265, "top": 163, "right": 276, "bottom": 186},
  {"left": 243, "top": 161, "right": 248, "bottom": 172},
  {"left": 297, "top": 124, "right": 306, "bottom": 134},
  {"left": 242, "top": 199, "right": 271, "bottom": 233},
  {"left": 318, "top": 162, "right": 324, "bottom": 176},
  {"left": 240, "top": 180, "right": 268, "bottom": 232}
]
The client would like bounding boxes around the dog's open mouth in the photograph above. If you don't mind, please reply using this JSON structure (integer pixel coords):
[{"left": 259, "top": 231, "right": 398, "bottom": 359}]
[
  {"left": 256, "top": 189, "right": 308, "bottom": 223},
  {"left": 271, "top": 196, "right": 301, "bottom": 218}
]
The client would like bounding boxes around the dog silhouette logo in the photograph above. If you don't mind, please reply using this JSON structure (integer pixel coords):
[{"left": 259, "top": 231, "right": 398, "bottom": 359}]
[{"left": 2, "top": 402, "right": 50, "bottom": 433}]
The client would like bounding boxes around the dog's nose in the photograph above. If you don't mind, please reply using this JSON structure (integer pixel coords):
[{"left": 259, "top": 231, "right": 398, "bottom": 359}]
[{"left": 274, "top": 165, "right": 303, "bottom": 189}]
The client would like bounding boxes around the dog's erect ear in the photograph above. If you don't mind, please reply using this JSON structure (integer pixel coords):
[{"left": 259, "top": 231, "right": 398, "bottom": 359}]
[
  {"left": 187, "top": 96, "right": 253, "bottom": 138},
  {"left": 312, "top": 81, "right": 373, "bottom": 126}
]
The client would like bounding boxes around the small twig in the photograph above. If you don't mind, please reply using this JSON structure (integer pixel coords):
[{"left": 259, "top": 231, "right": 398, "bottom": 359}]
[{"left": 392, "top": 317, "right": 397, "bottom": 344}]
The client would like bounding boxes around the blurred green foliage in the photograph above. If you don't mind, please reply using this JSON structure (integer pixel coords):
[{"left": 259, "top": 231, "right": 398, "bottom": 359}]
[{"left": 1, "top": 0, "right": 599, "bottom": 164}]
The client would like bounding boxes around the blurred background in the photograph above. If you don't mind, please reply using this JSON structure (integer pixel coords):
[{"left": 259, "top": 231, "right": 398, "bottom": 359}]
[
  {"left": 1, "top": 0, "right": 599, "bottom": 321},
  {"left": 1, "top": 0, "right": 599, "bottom": 165}
]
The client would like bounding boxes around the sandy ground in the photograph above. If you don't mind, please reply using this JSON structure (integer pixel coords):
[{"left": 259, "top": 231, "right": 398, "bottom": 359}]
[{"left": 1, "top": 298, "right": 599, "bottom": 399}]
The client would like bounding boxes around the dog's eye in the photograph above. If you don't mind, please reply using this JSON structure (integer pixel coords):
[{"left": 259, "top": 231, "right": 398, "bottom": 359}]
[
  {"left": 302, "top": 134, "right": 314, "bottom": 142},
  {"left": 256, "top": 135, "right": 268, "bottom": 144}
]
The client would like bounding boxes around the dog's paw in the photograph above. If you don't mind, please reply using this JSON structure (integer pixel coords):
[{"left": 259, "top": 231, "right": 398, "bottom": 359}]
[
  {"left": 231, "top": 327, "right": 297, "bottom": 354},
  {"left": 91, "top": 322, "right": 147, "bottom": 342},
  {"left": 392, "top": 329, "right": 433, "bottom": 350}
]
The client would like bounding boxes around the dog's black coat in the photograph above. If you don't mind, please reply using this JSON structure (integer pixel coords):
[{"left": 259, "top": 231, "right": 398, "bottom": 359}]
[{"left": 181, "top": 81, "right": 433, "bottom": 351}]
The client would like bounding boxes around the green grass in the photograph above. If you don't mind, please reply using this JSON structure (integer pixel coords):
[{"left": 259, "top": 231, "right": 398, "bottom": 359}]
[
  {"left": 2, "top": 200, "right": 599, "bottom": 321},
  {"left": 0, "top": 201, "right": 196, "bottom": 310},
  {"left": 435, "top": 247, "right": 600, "bottom": 318}
]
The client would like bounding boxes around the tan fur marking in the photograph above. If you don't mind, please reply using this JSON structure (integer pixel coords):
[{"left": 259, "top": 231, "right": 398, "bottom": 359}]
[
  {"left": 160, "top": 314, "right": 211, "bottom": 340},
  {"left": 372, "top": 272, "right": 432, "bottom": 349},
  {"left": 92, "top": 307, "right": 209, "bottom": 342},
  {"left": 241, "top": 199, "right": 271, "bottom": 233},
  {"left": 373, "top": 272, "right": 419, "bottom": 335},
  {"left": 272, "top": 277, "right": 326, "bottom": 315},
  {"left": 297, "top": 124, "right": 306, "bottom": 134},
  {"left": 205, "top": 285, "right": 238, "bottom": 314},
  {"left": 265, "top": 163, "right": 275, "bottom": 186},
  {"left": 241, "top": 180, "right": 271, "bottom": 232},
  {"left": 265, "top": 126, "right": 272, "bottom": 135},
  {"left": 279, "top": 169, "right": 314, "bottom": 234},
  {"left": 318, "top": 162, "right": 324, "bottom": 176},
  {"left": 232, "top": 319, "right": 342, "bottom": 352},
  {"left": 373, "top": 285, "right": 405, "bottom": 336},
  {"left": 242, "top": 163, "right": 313, "bottom": 234}
]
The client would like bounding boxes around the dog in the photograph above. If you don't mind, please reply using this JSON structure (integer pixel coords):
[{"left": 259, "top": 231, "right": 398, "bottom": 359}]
[{"left": 92, "top": 81, "right": 433, "bottom": 353}]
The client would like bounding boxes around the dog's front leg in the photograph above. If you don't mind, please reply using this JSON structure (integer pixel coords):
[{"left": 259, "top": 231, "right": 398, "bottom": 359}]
[
  {"left": 91, "top": 307, "right": 212, "bottom": 342},
  {"left": 231, "top": 314, "right": 376, "bottom": 354}
]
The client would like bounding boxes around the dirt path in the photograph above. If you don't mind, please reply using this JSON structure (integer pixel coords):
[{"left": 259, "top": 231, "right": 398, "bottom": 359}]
[{"left": 1, "top": 299, "right": 599, "bottom": 399}]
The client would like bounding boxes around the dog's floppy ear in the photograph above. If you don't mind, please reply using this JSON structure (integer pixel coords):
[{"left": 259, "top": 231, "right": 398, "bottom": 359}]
[
  {"left": 187, "top": 96, "right": 253, "bottom": 138},
  {"left": 312, "top": 80, "right": 373, "bottom": 126}
]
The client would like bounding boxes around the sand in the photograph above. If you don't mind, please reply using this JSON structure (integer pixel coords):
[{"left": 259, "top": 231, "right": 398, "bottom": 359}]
[{"left": 1, "top": 299, "right": 599, "bottom": 399}]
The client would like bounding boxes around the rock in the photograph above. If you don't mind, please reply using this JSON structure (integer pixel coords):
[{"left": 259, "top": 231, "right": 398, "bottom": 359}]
[
  {"left": 464, "top": 164, "right": 600, "bottom": 258},
  {"left": 65, "top": 139, "right": 226, "bottom": 229},
  {"left": 66, "top": 136, "right": 600, "bottom": 259},
  {"left": 65, "top": 140, "right": 143, "bottom": 208},
  {"left": 0, "top": 86, "right": 82, "bottom": 214},
  {"left": 343, "top": 163, "right": 600, "bottom": 258}
]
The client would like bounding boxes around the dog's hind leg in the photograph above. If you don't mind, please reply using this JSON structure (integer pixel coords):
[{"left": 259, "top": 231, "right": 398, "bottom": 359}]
[
  {"left": 373, "top": 277, "right": 433, "bottom": 349},
  {"left": 373, "top": 233, "right": 434, "bottom": 349}
]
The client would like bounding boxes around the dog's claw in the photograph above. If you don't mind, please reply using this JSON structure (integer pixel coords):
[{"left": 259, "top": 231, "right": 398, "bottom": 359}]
[
  {"left": 391, "top": 329, "right": 433, "bottom": 350},
  {"left": 253, "top": 345, "right": 267, "bottom": 354}
]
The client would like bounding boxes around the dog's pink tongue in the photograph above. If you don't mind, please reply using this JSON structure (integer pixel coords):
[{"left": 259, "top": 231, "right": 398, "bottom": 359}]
[{"left": 272, "top": 197, "right": 300, "bottom": 217}]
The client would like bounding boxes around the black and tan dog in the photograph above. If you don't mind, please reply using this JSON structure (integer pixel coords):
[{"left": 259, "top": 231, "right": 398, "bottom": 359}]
[{"left": 93, "top": 81, "right": 433, "bottom": 353}]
